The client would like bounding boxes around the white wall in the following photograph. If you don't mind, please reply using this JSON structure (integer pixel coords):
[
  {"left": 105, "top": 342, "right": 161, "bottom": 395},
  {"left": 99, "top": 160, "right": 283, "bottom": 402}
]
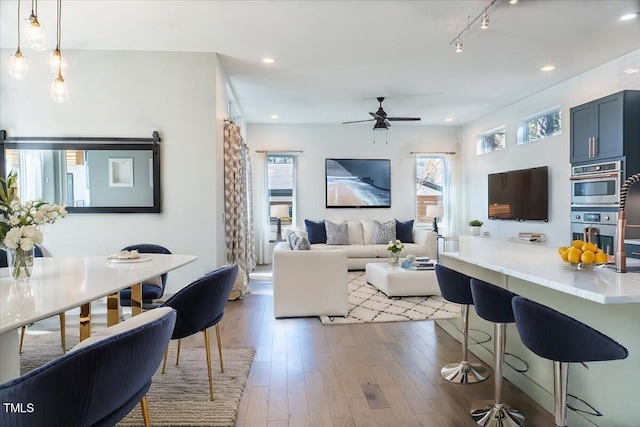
[
  {"left": 0, "top": 49, "right": 224, "bottom": 293},
  {"left": 247, "top": 124, "right": 459, "bottom": 227},
  {"left": 459, "top": 48, "right": 640, "bottom": 246}
]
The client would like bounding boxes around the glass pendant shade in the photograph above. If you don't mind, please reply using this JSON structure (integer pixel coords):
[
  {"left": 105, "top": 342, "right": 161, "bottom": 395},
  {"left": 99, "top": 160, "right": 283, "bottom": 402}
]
[
  {"left": 49, "top": 50, "right": 68, "bottom": 75},
  {"left": 24, "top": 15, "right": 46, "bottom": 50},
  {"left": 9, "top": 50, "right": 29, "bottom": 80},
  {"left": 51, "top": 74, "right": 69, "bottom": 103}
]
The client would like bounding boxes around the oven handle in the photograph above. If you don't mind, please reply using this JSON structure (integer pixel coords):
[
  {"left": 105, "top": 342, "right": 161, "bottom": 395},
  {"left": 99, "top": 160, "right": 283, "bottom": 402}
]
[{"left": 570, "top": 172, "right": 621, "bottom": 181}]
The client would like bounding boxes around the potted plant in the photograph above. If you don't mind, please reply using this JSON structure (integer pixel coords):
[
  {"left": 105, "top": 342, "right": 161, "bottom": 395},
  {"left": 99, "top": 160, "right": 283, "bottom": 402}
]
[{"left": 469, "top": 219, "right": 483, "bottom": 236}]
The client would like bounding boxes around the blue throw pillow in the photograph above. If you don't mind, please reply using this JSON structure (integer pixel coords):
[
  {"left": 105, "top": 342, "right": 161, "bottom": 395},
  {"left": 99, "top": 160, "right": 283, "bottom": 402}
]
[
  {"left": 305, "top": 219, "right": 326, "bottom": 244},
  {"left": 396, "top": 219, "right": 414, "bottom": 243}
]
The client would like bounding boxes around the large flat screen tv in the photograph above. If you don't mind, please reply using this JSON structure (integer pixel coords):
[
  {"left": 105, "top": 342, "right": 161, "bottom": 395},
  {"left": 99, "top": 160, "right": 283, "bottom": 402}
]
[
  {"left": 326, "top": 158, "right": 391, "bottom": 208},
  {"left": 488, "top": 166, "right": 548, "bottom": 221}
]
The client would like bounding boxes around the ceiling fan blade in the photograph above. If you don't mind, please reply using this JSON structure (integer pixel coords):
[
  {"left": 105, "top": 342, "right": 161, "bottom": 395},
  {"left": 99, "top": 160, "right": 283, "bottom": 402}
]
[
  {"left": 387, "top": 117, "right": 421, "bottom": 121},
  {"left": 369, "top": 112, "right": 385, "bottom": 120},
  {"left": 342, "top": 119, "right": 375, "bottom": 124}
]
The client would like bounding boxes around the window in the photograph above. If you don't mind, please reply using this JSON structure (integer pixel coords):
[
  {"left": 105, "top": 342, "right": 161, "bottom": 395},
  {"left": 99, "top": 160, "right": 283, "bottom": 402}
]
[
  {"left": 477, "top": 126, "right": 506, "bottom": 155},
  {"left": 518, "top": 107, "right": 561, "bottom": 144},
  {"left": 416, "top": 156, "right": 444, "bottom": 228},
  {"left": 267, "top": 155, "right": 294, "bottom": 241}
]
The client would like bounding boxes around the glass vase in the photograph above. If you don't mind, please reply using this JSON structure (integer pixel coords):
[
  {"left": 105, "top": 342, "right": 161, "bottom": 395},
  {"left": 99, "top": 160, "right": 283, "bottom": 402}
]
[
  {"left": 388, "top": 251, "right": 399, "bottom": 266},
  {"left": 7, "top": 248, "right": 35, "bottom": 281}
]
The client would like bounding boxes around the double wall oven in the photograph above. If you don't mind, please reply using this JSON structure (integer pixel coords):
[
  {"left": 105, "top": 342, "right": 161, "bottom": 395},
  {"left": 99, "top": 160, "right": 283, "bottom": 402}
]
[{"left": 570, "top": 160, "right": 621, "bottom": 254}]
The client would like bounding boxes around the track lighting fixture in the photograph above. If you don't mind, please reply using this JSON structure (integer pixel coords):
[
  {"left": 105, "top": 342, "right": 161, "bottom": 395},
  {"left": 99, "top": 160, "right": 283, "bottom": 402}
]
[
  {"left": 455, "top": 38, "right": 463, "bottom": 53},
  {"left": 449, "top": 0, "right": 499, "bottom": 53},
  {"left": 481, "top": 13, "right": 489, "bottom": 29},
  {"left": 24, "top": 0, "right": 46, "bottom": 50},
  {"left": 9, "top": 0, "right": 29, "bottom": 80}
]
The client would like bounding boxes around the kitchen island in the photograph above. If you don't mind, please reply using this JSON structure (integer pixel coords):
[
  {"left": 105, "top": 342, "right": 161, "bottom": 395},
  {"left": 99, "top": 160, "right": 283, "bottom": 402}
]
[{"left": 438, "top": 236, "right": 640, "bottom": 426}]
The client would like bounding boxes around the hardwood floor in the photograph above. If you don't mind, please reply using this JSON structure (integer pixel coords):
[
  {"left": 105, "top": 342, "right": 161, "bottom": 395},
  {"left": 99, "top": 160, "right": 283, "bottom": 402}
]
[{"left": 221, "top": 280, "right": 555, "bottom": 427}]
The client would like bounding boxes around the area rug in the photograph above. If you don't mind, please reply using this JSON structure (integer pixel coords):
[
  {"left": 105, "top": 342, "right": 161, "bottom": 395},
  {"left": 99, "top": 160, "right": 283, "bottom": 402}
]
[
  {"left": 20, "top": 332, "right": 255, "bottom": 427},
  {"left": 319, "top": 272, "right": 460, "bottom": 325}
]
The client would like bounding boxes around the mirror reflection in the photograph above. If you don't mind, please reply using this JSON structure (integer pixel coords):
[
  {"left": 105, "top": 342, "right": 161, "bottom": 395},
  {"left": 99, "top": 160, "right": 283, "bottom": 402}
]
[{"left": 2, "top": 142, "right": 160, "bottom": 213}]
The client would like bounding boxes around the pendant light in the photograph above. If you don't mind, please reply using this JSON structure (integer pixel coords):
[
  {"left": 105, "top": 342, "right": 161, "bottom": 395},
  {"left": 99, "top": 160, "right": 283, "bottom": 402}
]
[
  {"left": 9, "top": 0, "right": 29, "bottom": 80},
  {"left": 24, "top": 0, "right": 46, "bottom": 50},
  {"left": 49, "top": 0, "right": 67, "bottom": 75},
  {"left": 50, "top": 0, "right": 68, "bottom": 103}
]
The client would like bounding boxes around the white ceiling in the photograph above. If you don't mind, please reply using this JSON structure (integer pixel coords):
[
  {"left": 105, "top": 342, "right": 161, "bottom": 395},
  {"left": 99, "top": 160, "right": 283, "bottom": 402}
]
[{"left": 1, "top": 1, "right": 639, "bottom": 126}]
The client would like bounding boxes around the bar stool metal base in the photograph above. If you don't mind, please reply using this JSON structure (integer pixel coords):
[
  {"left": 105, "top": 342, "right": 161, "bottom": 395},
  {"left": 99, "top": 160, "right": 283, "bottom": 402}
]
[
  {"left": 440, "top": 361, "right": 489, "bottom": 384},
  {"left": 471, "top": 401, "right": 525, "bottom": 427}
]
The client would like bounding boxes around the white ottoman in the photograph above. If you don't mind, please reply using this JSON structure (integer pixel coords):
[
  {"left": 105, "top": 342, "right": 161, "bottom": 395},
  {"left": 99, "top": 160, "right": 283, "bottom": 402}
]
[{"left": 365, "top": 262, "right": 441, "bottom": 297}]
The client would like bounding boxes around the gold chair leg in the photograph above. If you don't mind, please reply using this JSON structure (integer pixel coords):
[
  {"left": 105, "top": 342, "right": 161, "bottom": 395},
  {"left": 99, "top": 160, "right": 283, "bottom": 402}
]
[
  {"left": 175, "top": 339, "right": 181, "bottom": 366},
  {"left": 19, "top": 326, "right": 26, "bottom": 355},
  {"left": 203, "top": 328, "right": 215, "bottom": 401},
  {"left": 59, "top": 312, "right": 66, "bottom": 353},
  {"left": 140, "top": 396, "right": 151, "bottom": 427},
  {"left": 215, "top": 323, "right": 224, "bottom": 372},
  {"left": 162, "top": 345, "right": 169, "bottom": 374}
]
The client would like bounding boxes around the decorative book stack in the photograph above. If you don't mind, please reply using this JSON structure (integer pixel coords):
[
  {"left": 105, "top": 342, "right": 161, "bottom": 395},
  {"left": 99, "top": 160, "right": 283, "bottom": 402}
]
[{"left": 405, "top": 257, "right": 436, "bottom": 270}]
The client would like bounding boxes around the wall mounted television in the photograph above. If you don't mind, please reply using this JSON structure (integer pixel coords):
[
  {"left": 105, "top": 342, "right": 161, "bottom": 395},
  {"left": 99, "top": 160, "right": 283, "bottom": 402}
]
[
  {"left": 326, "top": 158, "right": 391, "bottom": 208},
  {"left": 488, "top": 166, "right": 549, "bottom": 221}
]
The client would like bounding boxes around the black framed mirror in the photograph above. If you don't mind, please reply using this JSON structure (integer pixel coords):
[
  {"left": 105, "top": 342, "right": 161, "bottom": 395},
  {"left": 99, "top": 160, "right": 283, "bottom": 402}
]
[{"left": 0, "top": 131, "right": 161, "bottom": 213}]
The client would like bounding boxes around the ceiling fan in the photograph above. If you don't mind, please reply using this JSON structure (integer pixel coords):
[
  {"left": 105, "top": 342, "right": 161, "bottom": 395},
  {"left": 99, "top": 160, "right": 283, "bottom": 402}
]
[{"left": 343, "top": 97, "right": 421, "bottom": 130}]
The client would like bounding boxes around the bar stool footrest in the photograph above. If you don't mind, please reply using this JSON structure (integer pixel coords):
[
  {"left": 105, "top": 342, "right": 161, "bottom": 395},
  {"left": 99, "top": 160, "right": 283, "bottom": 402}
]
[
  {"left": 470, "top": 401, "right": 525, "bottom": 427},
  {"left": 440, "top": 361, "right": 490, "bottom": 384}
]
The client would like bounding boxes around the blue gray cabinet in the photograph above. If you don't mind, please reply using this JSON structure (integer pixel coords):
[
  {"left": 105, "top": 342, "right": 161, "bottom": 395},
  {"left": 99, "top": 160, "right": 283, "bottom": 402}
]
[{"left": 570, "top": 90, "right": 640, "bottom": 166}]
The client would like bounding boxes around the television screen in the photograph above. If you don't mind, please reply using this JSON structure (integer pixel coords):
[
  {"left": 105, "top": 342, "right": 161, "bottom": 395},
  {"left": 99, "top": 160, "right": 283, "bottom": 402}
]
[
  {"left": 488, "top": 166, "right": 548, "bottom": 221},
  {"left": 326, "top": 159, "right": 391, "bottom": 208}
]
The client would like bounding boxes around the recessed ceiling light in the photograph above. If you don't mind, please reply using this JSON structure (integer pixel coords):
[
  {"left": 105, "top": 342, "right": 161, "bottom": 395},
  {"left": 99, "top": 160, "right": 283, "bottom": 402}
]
[
  {"left": 270, "top": 115, "right": 279, "bottom": 119},
  {"left": 624, "top": 68, "right": 639, "bottom": 74},
  {"left": 445, "top": 118, "right": 454, "bottom": 122},
  {"left": 619, "top": 13, "right": 638, "bottom": 21},
  {"left": 509, "top": 0, "right": 518, "bottom": 4},
  {"left": 262, "top": 57, "right": 276, "bottom": 64},
  {"left": 541, "top": 65, "right": 556, "bottom": 71}
]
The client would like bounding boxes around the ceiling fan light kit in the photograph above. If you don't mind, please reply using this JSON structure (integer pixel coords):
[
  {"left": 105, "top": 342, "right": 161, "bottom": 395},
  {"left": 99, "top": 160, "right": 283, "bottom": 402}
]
[{"left": 343, "top": 97, "right": 421, "bottom": 133}]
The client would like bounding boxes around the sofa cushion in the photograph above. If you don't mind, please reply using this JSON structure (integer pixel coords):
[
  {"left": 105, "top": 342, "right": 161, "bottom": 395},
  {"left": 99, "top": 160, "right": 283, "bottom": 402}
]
[
  {"left": 361, "top": 220, "right": 374, "bottom": 245},
  {"left": 312, "top": 244, "right": 378, "bottom": 258},
  {"left": 396, "top": 219, "right": 414, "bottom": 243},
  {"left": 294, "top": 237, "right": 311, "bottom": 250},
  {"left": 372, "top": 220, "right": 396, "bottom": 244},
  {"left": 326, "top": 221, "right": 349, "bottom": 245},
  {"left": 373, "top": 243, "right": 428, "bottom": 258},
  {"left": 347, "top": 221, "right": 364, "bottom": 245},
  {"left": 305, "top": 219, "right": 327, "bottom": 244}
]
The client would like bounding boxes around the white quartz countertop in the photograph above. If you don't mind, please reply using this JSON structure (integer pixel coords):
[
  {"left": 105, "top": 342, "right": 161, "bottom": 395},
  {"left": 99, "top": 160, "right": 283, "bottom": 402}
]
[{"left": 440, "top": 236, "right": 640, "bottom": 304}]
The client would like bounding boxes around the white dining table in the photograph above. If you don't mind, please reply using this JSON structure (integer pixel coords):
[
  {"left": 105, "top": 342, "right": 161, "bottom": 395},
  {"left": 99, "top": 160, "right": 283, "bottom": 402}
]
[{"left": 0, "top": 254, "right": 197, "bottom": 383}]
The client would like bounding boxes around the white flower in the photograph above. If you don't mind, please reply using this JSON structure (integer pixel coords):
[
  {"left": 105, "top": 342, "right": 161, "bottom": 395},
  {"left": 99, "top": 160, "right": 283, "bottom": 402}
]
[
  {"left": 3, "top": 227, "right": 22, "bottom": 249},
  {"left": 19, "top": 237, "right": 35, "bottom": 251},
  {"left": 8, "top": 216, "right": 20, "bottom": 226}
]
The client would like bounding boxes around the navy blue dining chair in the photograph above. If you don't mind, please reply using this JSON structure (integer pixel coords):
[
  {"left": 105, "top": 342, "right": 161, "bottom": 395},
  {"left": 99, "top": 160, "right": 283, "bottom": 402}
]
[
  {"left": 160, "top": 264, "right": 239, "bottom": 401},
  {"left": 119, "top": 244, "right": 172, "bottom": 309},
  {"left": 0, "top": 307, "right": 176, "bottom": 427}
]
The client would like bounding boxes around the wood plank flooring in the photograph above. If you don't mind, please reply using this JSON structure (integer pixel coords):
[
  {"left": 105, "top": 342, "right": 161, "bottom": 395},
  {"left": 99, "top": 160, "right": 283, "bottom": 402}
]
[{"left": 220, "top": 280, "right": 555, "bottom": 427}]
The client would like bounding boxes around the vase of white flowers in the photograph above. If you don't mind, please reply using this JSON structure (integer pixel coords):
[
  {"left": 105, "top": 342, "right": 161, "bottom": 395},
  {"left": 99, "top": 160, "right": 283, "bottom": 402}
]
[
  {"left": 387, "top": 239, "right": 404, "bottom": 266},
  {"left": 1, "top": 172, "right": 67, "bottom": 281}
]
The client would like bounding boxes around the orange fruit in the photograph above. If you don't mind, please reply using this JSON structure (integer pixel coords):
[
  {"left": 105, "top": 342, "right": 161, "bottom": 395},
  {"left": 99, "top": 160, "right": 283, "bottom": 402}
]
[
  {"left": 558, "top": 246, "right": 568, "bottom": 256},
  {"left": 561, "top": 249, "right": 571, "bottom": 262},
  {"left": 571, "top": 240, "right": 585, "bottom": 250},
  {"left": 581, "top": 251, "right": 596, "bottom": 264},
  {"left": 567, "top": 248, "right": 582, "bottom": 263},
  {"left": 595, "top": 252, "right": 608, "bottom": 264},
  {"left": 596, "top": 248, "right": 604, "bottom": 254},
  {"left": 581, "top": 242, "right": 598, "bottom": 253}
]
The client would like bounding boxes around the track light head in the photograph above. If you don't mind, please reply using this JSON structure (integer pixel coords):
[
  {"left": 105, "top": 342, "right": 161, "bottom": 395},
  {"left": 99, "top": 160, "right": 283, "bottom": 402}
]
[
  {"left": 481, "top": 13, "right": 489, "bottom": 29},
  {"left": 455, "top": 38, "right": 463, "bottom": 53}
]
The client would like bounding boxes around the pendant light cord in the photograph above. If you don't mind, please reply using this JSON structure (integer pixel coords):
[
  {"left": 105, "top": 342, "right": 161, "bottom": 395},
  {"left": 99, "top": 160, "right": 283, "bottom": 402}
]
[
  {"left": 56, "top": 0, "right": 61, "bottom": 50},
  {"left": 17, "top": 0, "right": 21, "bottom": 48}
]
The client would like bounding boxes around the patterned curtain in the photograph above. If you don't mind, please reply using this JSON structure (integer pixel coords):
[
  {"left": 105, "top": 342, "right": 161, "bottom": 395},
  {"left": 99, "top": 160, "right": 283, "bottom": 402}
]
[{"left": 224, "top": 120, "right": 256, "bottom": 299}]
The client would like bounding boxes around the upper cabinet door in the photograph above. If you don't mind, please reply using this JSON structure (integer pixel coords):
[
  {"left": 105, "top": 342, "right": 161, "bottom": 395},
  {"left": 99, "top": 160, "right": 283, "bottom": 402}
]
[
  {"left": 570, "top": 102, "right": 595, "bottom": 164},
  {"left": 595, "top": 93, "right": 624, "bottom": 160}
]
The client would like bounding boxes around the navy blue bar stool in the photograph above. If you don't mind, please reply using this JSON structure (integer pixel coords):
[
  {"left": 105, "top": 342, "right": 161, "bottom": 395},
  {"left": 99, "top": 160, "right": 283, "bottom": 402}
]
[
  {"left": 435, "top": 264, "right": 489, "bottom": 384},
  {"left": 470, "top": 279, "right": 524, "bottom": 427},
  {"left": 512, "top": 296, "right": 628, "bottom": 427}
]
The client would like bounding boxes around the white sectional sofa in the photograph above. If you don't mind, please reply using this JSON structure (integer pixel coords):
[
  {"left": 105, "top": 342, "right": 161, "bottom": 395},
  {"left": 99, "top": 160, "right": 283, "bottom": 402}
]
[{"left": 307, "top": 221, "right": 438, "bottom": 270}]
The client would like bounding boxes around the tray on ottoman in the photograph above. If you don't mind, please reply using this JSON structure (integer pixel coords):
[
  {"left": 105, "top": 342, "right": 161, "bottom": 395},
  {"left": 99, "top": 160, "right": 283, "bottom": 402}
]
[{"left": 365, "top": 262, "right": 441, "bottom": 297}]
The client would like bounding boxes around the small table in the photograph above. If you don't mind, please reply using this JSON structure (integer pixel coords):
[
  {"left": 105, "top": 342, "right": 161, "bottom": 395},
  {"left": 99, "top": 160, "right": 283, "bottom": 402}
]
[{"left": 365, "top": 262, "right": 441, "bottom": 297}]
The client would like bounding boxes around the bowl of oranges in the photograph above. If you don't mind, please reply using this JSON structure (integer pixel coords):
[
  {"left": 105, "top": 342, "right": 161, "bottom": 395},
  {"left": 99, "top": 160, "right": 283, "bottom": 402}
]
[{"left": 558, "top": 240, "right": 609, "bottom": 270}]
